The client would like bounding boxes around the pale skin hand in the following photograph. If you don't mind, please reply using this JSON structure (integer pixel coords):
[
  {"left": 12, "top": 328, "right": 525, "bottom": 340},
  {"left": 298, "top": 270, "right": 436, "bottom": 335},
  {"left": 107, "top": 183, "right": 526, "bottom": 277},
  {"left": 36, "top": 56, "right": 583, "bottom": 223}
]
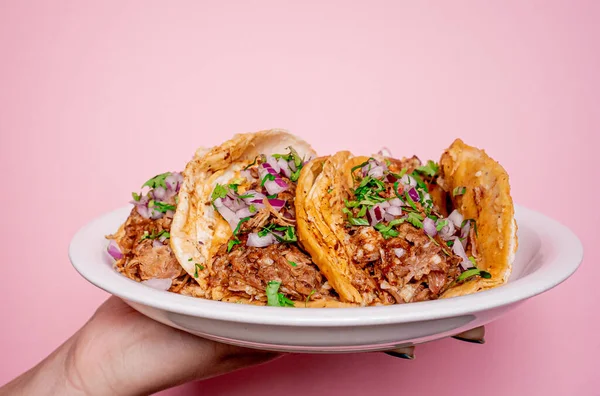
[
  {"left": 0, "top": 297, "right": 281, "bottom": 396},
  {"left": 0, "top": 297, "right": 485, "bottom": 395}
]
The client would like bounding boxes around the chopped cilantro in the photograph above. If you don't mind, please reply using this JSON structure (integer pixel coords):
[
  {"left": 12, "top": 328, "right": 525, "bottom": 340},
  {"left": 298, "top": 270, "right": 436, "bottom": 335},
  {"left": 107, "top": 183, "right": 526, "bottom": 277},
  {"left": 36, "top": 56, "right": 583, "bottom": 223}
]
[
  {"left": 404, "top": 191, "right": 418, "bottom": 211},
  {"left": 406, "top": 212, "right": 424, "bottom": 228},
  {"left": 193, "top": 263, "right": 205, "bottom": 278},
  {"left": 142, "top": 172, "right": 171, "bottom": 189},
  {"left": 132, "top": 192, "right": 141, "bottom": 201},
  {"left": 305, "top": 289, "right": 316, "bottom": 307},
  {"left": 287, "top": 146, "right": 304, "bottom": 168},
  {"left": 453, "top": 186, "right": 467, "bottom": 197},
  {"left": 393, "top": 181, "right": 403, "bottom": 198},
  {"left": 349, "top": 217, "right": 369, "bottom": 226},
  {"left": 153, "top": 201, "right": 176, "bottom": 213},
  {"left": 278, "top": 293, "right": 295, "bottom": 307},
  {"left": 327, "top": 188, "right": 333, "bottom": 193},
  {"left": 350, "top": 158, "right": 374, "bottom": 177},
  {"left": 238, "top": 193, "right": 254, "bottom": 199},
  {"left": 290, "top": 168, "right": 302, "bottom": 182},
  {"left": 227, "top": 238, "right": 240, "bottom": 252},
  {"left": 266, "top": 194, "right": 278, "bottom": 199},
  {"left": 374, "top": 219, "right": 403, "bottom": 239},
  {"left": 266, "top": 281, "right": 294, "bottom": 307},
  {"left": 446, "top": 239, "right": 455, "bottom": 247},
  {"left": 415, "top": 160, "right": 439, "bottom": 177},
  {"left": 345, "top": 199, "right": 360, "bottom": 208},
  {"left": 457, "top": 268, "right": 491, "bottom": 282},
  {"left": 436, "top": 219, "right": 448, "bottom": 231},
  {"left": 356, "top": 205, "right": 368, "bottom": 218},
  {"left": 140, "top": 229, "right": 170, "bottom": 242},
  {"left": 258, "top": 223, "right": 276, "bottom": 237},
  {"left": 469, "top": 256, "right": 477, "bottom": 266},
  {"left": 249, "top": 204, "right": 257, "bottom": 213},
  {"left": 462, "top": 219, "right": 478, "bottom": 236},
  {"left": 410, "top": 172, "right": 428, "bottom": 190},
  {"left": 229, "top": 183, "right": 239, "bottom": 193},
  {"left": 188, "top": 258, "right": 193, "bottom": 261},
  {"left": 232, "top": 217, "right": 251, "bottom": 235},
  {"left": 288, "top": 260, "right": 297, "bottom": 267},
  {"left": 243, "top": 155, "right": 262, "bottom": 170},
  {"left": 261, "top": 173, "right": 275, "bottom": 187},
  {"left": 211, "top": 184, "right": 229, "bottom": 201},
  {"left": 175, "top": 195, "right": 179, "bottom": 204}
]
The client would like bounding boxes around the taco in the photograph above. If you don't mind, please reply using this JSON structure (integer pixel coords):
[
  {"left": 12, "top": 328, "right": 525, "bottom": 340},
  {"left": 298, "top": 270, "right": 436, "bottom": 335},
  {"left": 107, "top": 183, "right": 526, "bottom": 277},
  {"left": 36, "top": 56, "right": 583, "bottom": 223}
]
[
  {"left": 170, "top": 129, "right": 352, "bottom": 307},
  {"left": 296, "top": 139, "right": 517, "bottom": 305},
  {"left": 105, "top": 148, "right": 210, "bottom": 295}
]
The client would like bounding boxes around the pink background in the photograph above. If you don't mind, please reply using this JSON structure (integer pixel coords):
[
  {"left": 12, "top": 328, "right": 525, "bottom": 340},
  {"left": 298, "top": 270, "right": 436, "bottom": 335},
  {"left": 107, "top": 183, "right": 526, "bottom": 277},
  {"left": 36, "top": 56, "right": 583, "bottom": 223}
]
[{"left": 1, "top": 1, "right": 598, "bottom": 394}]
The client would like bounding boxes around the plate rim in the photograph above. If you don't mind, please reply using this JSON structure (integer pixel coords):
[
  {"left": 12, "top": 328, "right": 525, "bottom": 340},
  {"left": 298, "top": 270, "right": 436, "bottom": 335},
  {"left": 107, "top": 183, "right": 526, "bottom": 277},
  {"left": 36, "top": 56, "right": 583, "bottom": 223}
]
[{"left": 68, "top": 204, "right": 584, "bottom": 327}]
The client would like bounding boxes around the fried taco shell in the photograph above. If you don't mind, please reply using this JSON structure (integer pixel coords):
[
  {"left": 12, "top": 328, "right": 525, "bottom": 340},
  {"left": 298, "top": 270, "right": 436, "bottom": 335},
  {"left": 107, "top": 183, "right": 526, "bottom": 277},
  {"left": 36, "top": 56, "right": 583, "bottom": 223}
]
[
  {"left": 171, "top": 129, "right": 354, "bottom": 307},
  {"left": 296, "top": 139, "right": 517, "bottom": 305}
]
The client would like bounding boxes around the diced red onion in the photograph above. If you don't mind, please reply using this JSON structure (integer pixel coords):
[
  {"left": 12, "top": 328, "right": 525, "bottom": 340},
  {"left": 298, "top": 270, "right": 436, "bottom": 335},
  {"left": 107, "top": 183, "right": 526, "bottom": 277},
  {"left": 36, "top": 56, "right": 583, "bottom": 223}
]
[
  {"left": 142, "top": 278, "right": 172, "bottom": 291},
  {"left": 235, "top": 207, "right": 255, "bottom": 218},
  {"left": 437, "top": 219, "right": 455, "bottom": 240},
  {"left": 378, "top": 147, "right": 393, "bottom": 157},
  {"left": 448, "top": 209, "right": 464, "bottom": 228},
  {"left": 388, "top": 198, "right": 403, "bottom": 207},
  {"left": 452, "top": 237, "right": 473, "bottom": 270},
  {"left": 267, "top": 198, "right": 286, "bottom": 211},
  {"left": 386, "top": 173, "right": 399, "bottom": 182},
  {"left": 214, "top": 198, "right": 238, "bottom": 227},
  {"left": 152, "top": 240, "right": 163, "bottom": 248},
  {"left": 247, "top": 232, "right": 276, "bottom": 247},
  {"left": 461, "top": 220, "right": 471, "bottom": 239},
  {"left": 393, "top": 248, "right": 406, "bottom": 258},
  {"left": 277, "top": 158, "right": 291, "bottom": 178},
  {"left": 222, "top": 195, "right": 247, "bottom": 212},
  {"left": 362, "top": 159, "right": 381, "bottom": 177},
  {"left": 266, "top": 156, "right": 281, "bottom": 173},
  {"left": 149, "top": 208, "right": 163, "bottom": 220},
  {"left": 241, "top": 190, "right": 266, "bottom": 204},
  {"left": 288, "top": 159, "right": 297, "bottom": 172},
  {"left": 158, "top": 234, "right": 168, "bottom": 243},
  {"left": 264, "top": 179, "right": 288, "bottom": 195},
  {"left": 165, "top": 174, "right": 178, "bottom": 191},
  {"left": 107, "top": 240, "right": 123, "bottom": 260},
  {"left": 241, "top": 169, "right": 254, "bottom": 180},
  {"left": 367, "top": 206, "right": 384, "bottom": 226},
  {"left": 261, "top": 162, "right": 279, "bottom": 176},
  {"left": 383, "top": 213, "right": 396, "bottom": 222},
  {"left": 136, "top": 205, "right": 150, "bottom": 219},
  {"left": 153, "top": 186, "right": 167, "bottom": 200},
  {"left": 386, "top": 206, "right": 403, "bottom": 217},
  {"left": 367, "top": 166, "right": 385, "bottom": 179},
  {"left": 401, "top": 174, "right": 417, "bottom": 189},
  {"left": 408, "top": 188, "right": 419, "bottom": 202},
  {"left": 378, "top": 201, "right": 391, "bottom": 210},
  {"left": 423, "top": 217, "right": 437, "bottom": 237}
]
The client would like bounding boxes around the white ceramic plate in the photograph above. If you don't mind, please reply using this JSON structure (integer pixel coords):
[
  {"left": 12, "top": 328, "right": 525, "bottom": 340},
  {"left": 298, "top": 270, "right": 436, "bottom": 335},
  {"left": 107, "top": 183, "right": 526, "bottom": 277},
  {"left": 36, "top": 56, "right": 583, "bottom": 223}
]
[{"left": 69, "top": 205, "right": 583, "bottom": 353}]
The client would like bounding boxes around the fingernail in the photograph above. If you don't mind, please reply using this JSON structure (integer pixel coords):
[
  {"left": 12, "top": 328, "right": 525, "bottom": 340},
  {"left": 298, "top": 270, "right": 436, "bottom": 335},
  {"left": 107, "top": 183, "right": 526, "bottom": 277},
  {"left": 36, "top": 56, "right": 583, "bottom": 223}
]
[
  {"left": 452, "top": 336, "right": 485, "bottom": 344},
  {"left": 384, "top": 351, "right": 415, "bottom": 360}
]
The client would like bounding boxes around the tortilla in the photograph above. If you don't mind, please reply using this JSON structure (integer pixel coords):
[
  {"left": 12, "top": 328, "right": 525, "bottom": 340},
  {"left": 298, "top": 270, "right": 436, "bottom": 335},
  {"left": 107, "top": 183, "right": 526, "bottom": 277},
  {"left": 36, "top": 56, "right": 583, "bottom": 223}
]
[
  {"left": 170, "top": 129, "right": 355, "bottom": 307},
  {"left": 296, "top": 139, "right": 517, "bottom": 304}
]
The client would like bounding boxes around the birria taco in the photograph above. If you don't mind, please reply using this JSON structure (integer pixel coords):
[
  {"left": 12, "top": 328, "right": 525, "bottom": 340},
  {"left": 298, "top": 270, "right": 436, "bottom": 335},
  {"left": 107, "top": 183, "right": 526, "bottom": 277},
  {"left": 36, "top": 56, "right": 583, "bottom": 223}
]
[
  {"left": 170, "top": 129, "right": 352, "bottom": 307},
  {"left": 296, "top": 139, "right": 517, "bottom": 305},
  {"left": 105, "top": 147, "right": 209, "bottom": 295}
]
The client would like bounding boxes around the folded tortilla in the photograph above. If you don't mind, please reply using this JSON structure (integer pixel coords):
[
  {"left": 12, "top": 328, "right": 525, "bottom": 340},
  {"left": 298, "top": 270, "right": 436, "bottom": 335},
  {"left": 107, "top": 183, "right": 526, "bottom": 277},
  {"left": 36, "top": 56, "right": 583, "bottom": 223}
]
[
  {"left": 296, "top": 139, "right": 517, "bottom": 305},
  {"left": 170, "top": 129, "right": 355, "bottom": 307}
]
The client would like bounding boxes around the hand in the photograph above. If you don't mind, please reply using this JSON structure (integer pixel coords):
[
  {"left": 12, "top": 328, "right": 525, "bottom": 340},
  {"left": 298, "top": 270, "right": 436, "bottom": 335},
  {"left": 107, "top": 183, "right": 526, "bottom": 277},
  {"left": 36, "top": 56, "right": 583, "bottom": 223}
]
[
  {"left": 383, "top": 326, "right": 486, "bottom": 360},
  {"left": 0, "top": 296, "right": 281, "bottom": 396}
]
